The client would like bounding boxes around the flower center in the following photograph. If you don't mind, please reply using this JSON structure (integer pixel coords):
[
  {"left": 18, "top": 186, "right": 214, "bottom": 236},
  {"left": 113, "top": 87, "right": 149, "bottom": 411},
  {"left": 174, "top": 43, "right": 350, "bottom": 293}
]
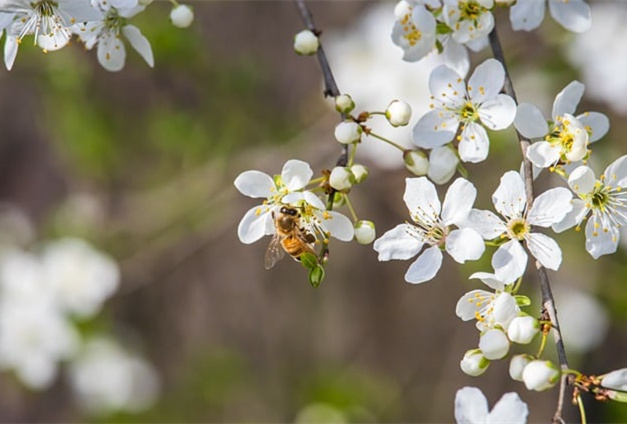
[
  {"left": 459, "top": 0, "right": 485, "bottom": 21},
  {"left": 459, "top": 102, "right": 478, "bottom": 122},
  {"left": 506, "top": 218, "right": 529, "bottom": 241},
  {"left": 409, "top": 207, "right": 448, "bottom": 246}
]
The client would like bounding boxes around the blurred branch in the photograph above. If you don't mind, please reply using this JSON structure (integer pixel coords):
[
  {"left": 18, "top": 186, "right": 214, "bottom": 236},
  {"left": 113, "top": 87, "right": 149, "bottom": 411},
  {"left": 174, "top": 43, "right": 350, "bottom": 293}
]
[{"left": 489, "top": 26, "right": 571, "bottom": 424}]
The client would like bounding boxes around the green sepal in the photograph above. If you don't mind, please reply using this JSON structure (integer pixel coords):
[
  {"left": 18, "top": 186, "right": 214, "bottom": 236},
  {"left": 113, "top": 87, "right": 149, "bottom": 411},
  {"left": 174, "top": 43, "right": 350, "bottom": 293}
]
[
  {"left": 515, "top": 295, "right": 531, "bottom": 307},
  {"left": 309, "top": 265, "right": 325, "bottom": 288},
  {"left": 300, "top": 252, "right": 318, "bottom": 270},
  {"left": 608, "top": 390, "right": 627, "bottom": 403},
  {"left": 435, "top": 22, "right": 451, "bottom": 35}
]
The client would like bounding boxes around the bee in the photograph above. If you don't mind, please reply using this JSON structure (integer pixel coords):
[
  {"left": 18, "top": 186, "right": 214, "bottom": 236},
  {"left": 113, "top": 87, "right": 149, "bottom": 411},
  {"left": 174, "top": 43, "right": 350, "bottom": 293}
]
[{"left": 265, "top": 206, "right": 317, "bottom": 270}]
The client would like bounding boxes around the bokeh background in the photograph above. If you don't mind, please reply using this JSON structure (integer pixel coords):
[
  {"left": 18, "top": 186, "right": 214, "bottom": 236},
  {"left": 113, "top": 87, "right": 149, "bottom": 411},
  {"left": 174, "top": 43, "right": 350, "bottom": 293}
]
[{"left": 1, "top": 0, "right": 627, "bottom": 422}]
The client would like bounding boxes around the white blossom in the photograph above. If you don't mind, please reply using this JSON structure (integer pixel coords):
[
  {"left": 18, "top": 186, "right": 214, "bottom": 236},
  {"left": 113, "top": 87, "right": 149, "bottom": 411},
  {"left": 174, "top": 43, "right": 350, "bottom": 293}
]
[
  {"left": 442, "top": 0, "right": 495, "bottom": 44},
  {"left": 507, "top": 315, "right": 540, "bottom": 345},
  {"left": 374, "top": 177, "right": 484, "bottom": 284},
  {"left": 293, "top": 29, "right": 319, "bottom": 55},
  {"left": 522, "top": 360, "right": 560, "bottom": 391},
  {"left": 460, "top": 349, "right": 489, "bottom": 377},
  {"left": 509, "top": 354, "right": 534, "bottom": 382},
  {"left": 455, "top": 386, "right": 528, "bottom": 424},
  {"left": 334, "top": 121, "right": 362, "bottom": 145},
  {"left": 509, "top": 0, "right": 591, "bottom": 33},
  {"left": 428, "top": 145, "right": 458, "bottom": 184},
  {"left": 385, "top": 99, "right": 412, "bottom": 127},
  {"left": 391, "top": 2, "right": 436, "bottom": 62},
  {"left": 479, "top": 328, "right": 510, "bottom": 360},
  {"left": 329, "top": 166, "right": 353, "bottom": 191}
]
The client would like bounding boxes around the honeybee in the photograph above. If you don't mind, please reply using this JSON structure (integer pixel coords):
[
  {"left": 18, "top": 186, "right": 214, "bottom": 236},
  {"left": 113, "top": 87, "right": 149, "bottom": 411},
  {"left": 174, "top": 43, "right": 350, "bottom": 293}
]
[{"left": 265, "top": 206, "right": 317, "bottom": 270}]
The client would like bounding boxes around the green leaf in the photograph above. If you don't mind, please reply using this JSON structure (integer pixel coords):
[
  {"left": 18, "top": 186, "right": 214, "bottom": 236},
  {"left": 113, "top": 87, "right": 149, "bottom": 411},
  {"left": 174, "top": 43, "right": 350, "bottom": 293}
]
[
  {"left": 300, "top": 252, "right": 318, "bottom": 270},
  {"left": 309, "top": 265, "right": 325, "bottom": 287},
  {"left": 515, "top": 295, "right": 531, "bottom": 307}
]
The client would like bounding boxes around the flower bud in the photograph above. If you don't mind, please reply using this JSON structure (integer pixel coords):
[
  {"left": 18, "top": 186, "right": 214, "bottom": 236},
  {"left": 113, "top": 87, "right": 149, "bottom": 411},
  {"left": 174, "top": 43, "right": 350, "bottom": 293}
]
[
  {"left": 460, "top": 349, "right": 489, "bottom": 377},
  {"left": 507, "top": 315, "right": 540, "bottom": 344},
  {"left": 334, "top": 121, "right": 362, "bottom": 145},
  {"left": 522, "top": 360, "right": 560, "bottom": 391},
  {"left": 403, "top": 150, "right": 429, "bottom": 176},
  {"left": 354, "top": 220, "right": 376, "bottom": 245},
  {"left": 509, "top": 354, "right": 534, "bottom": 382},
  {"left": 385, "top": 100, "right": 412, "bottom": 127},
  {"left": 329, "top": 167, "right": 353, "bottom": 191},
  {"left": 478, "top": 329, "right": 510, "bottom": 360},
  {"left": 350, "top": 164, "right": 368, "bottom": 183},
  {"left": 293, "top": 30, "right": 319, "bottom": 56},
  {"left": 170, "top": 4, "right": 194, "bottom": 28},
  {"left": 600, "top": 368, "right": 627, "bottom": 391},
  {"left": 335, "top": 94, "right": 355, "bottom": 114}
]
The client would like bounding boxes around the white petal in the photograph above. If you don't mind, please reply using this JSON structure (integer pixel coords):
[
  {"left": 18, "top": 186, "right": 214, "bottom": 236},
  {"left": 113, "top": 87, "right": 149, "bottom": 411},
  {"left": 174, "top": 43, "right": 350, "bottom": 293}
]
[
  {"left": 237, "top": 206, "right": 273, "bottom": 244},
  {"left": 440, "top": 38, "right": 469, "bottom": 78},
  {"left": 393, "top": 5, "right": 437, "bottom": 62},
  {"left": 549, "top": 0, "right": 591, "bottom": 33},
  {"left": 568, "top": 165, "right": 596, "bottom": 194},
  {"left": 527, "top": 187, "right": 573, "bottom": 227},
  {"left": 373, "top": 223, "right": 423, "bottom": 261},
  {"left": 478, "top": 94, "right": 517, "bottom": 130},
  {"left": 464, "top": 209, "right": 506, "bottom": 240},
  {"left": 456, "top": 289, "right": 493, "bottom": 321},
  {"left": 468, "top": 58, "right": 504, "bottom": 104},
  {"left": 514, "top": 103, "right": 548, "bottom": 139},
  {"left": 429, "top": 64, "right": 466, "bottom": 109},
  {"left": 578, "top": 112, "right": 609, "bottom": 143},
  {"left": 455, "top": 387, "right": 489, "bottom": 424},
  {"left": 441, "top": 178, "right": 476, "bottom": 225},
  {"left": 36, "top": 27, "right": 71, "bottom": 51},
  {"left": 428, "top": 145, "right": 459, "bottom": 184},
  {"left": 510, "top": 0, "right": 545, "bottom": 31},
  {"left": 552, "top": 199, "right": 587, "bottom": 233},
  {"left": 458, "top": 122, "right": 489, "bottom": 163},
  {"left": 59, "top": 0, "right": 103, "bottom": 21},
  {"left": 601, "top": 369, "right": 627, "bottom": 391},
  {"left": 469, "top": 271, "right": 505, "bottom": 291},
  {"left": 97, "top": 33, "right": 126, "bottom": 72},
  {"left": 492, "top": 171, "right": 527, "bottom": 219},
  {"left": 301, "top": 191, "right": 326, "bottom": 209},
  {"left": 404, "top": 245, "right": 442, "bottom": 284},
  {"left": 403, "top": 177, "right": 441, "bottom": 218},
  {"left": 552, "top": 80, "right": 584, "bottom": 120},
  {"left": 487, "top": 392, "right": 529, "bottom": 424},
  {"left": 321, "top": 211, "right": 354, "bottom": 242},
  {"left": 412, "top": 109, "right": 458, "bottom": 148},
  {"left": 585, "top": 217, "right": 619, "bottom": 259},
  {"left": 493, "top": 240, "right": 528, "bottom": 284},
  {"left": 526, "top": 141, "right": 560, "bottom": 169},
  {"left": 526, "top": 232, "right": 562, "bottom": 270},
  {"left": 234, "top": 170, "right": 274, "bottom": 198},
  {"left": 603, "top": 154, "right": 627, "bottom": 189},
  {"left": 446, "top": 228, "right": 485, "bottom": 263},
  {"left": 281, "top": 159, "right": 313, "bottom": 191},
  {"left": 4, "top": 34, "right": 17, "bottom": 70},
  {"left": 122, "top": 24, "right": 153, "bottom": 67}
]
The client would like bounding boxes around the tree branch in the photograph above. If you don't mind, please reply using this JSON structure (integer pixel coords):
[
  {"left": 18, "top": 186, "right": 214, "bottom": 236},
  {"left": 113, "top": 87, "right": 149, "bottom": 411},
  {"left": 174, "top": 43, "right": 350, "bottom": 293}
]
[{"left": 489, "top": 26, "right": 570, "bottom": 423}]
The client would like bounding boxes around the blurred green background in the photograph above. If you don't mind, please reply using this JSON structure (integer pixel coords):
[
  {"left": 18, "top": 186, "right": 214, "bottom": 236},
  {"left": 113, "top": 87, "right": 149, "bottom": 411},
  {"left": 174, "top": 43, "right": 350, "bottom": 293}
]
[{"left": 1, "top": 1, "right": 627, "bottom": 422}]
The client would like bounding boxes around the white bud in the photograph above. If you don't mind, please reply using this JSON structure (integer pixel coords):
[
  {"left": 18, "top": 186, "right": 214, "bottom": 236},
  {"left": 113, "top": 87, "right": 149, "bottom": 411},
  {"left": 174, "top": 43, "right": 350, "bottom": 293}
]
[
  {"left": 385, "top": 100, "right": 412, "bottom": 127},
  {"left": 600, "top": 368, "right": 627, "bottom": 391},
  {"left": 329, "top": 167, "right": 353, "bottom": 191},
  {"left": 293, "top": 29, "right": 319, "bottom": 56},
  {"left": 460, "top": 349, "right": 489, "bottom": 377},
  {"left": 334, "top": 121, "right": 362, "bottom": 144},
  {"left": 522, "top": 360, "right": 560, "bottom": 391},
  {"left": 354, "top": 220, "right": 376, "bottom": 245},
  {"left": 170, "top": 4, "right": 194, "bottom": 28},
  {"left": 138, "top": 0, "right": 153, "bottom": 5},
  {"left": 350, "top": 164, "right": 368, "bottom": 183},
  {"left": 478, "top": 329, "right": 510, "bottom": 360},
  {"left": 403, "top": 150, "right": 429, "bottom": 176},
  {"left": 335, "top": 94, "right": 355, "bottom": 114},
  {"left": 509, "top": 354, "right": 534, "bottom": 382},
  {"left": 507, "top": 315, "right": 540, "bottom": 344}
]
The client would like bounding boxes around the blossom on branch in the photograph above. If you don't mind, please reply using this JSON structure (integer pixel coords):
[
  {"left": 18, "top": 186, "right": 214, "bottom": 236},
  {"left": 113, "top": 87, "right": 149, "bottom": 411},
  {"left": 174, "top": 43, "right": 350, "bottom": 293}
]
[
  {"left": 454, "top": 386, "right": 528, "bottom": 424},
  {"left": 509, "top": 0, "right": 591, "bottom": 33}
]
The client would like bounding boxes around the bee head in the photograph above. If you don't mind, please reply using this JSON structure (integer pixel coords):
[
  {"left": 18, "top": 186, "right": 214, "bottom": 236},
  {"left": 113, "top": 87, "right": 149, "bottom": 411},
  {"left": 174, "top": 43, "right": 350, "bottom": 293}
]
[{"left": 280, "top": 206, "right": 299, "bottom": 217}]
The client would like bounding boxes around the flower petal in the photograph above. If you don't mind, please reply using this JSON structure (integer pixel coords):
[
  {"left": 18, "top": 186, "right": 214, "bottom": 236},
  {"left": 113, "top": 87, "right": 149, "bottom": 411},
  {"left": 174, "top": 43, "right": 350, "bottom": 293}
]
[
  {"left": 428, "top": 145, "right": 459, "bottom": 184},
  {"left": 442, "top": 178, "right": 476, "bottom": 225},
  {"left": 373, "top": 223, "right": 423, "bottom": 261},
  {"left": 458, "top": 122, "right": 489, "bottom": 163},
  {"left": 468, "top": 59, "right": 505, "bottom": 104},
  {"left": 510, "top": 0, "right": 545, "bottom": 31},
  {"left": 578, "top": 112, "right": 609, "bottom": 143},
  {"left": 456, "top": 289, "right": 493, "bottom": 321},
  {"left": 487, "top": 392, "right": 529, "bottom": 424},
  {"left": 549, "top": 0, "right": 591, "bottom": 33},
  {"left": 585, "top": 217, "right": 619, "bottom": 259},
  {"left": 552, "top": 198, "right": 587, "bottom": 233},
  {"left": 514, "top": 103, "right": 549, "bottom": 139},
  {"left": 237, "top": 206, "right": 274, "bottom": 244},
  {"left": 526, "top": 141, "right": 560, "bottom": 169},
  {"left": 429, "top": 64, "right": 466, "bottom": 109},
  {"left": 568, "top": 165, "right": 596, "bottom": 194},
  {"left": 478, "top": 94, "right": 517, "bottom": 130},
  {"left": 302, "top": 191, "right": 326, "bottom": 210},
  {"left": 97, "top": 33, "right": 126, "bottom": 72},
  {"left": 321, "top": 211, "right": 354, "bottom": 241},
  {"left": 454, "top": 387, "right": 489, "bottom": 424},
  {"left": 404, "top": 245, "right": 442, "bottom": 284},
  {"left": 281, "top": 159, "right": 313, "bottom": 191},
  {"left": 464, "top": 209, "right": 506, "bottom": 240},
  {"left": 492, "top": 171, "right": 527, "bottom": 219},
  {"left": 493, "top": 240, "right": 528, "bottom": 284},
  {"left": 403, "top": 177, "right": 441, "bottom": 219},
  {"left": 4, "top": 33, "right": 17, "bottom": 71},
  {"left": 234, "top": 170, "right": 274, "bottom": 198},
  {"left": 412, "top": 109, "right": 459, "bottom": 148},
  {"left": 469, "top": 271, "right": 505, "bottom": 291},
  {"left": 527, "top": 187, "right": 573, "bottom": 227},
  {"left": 122, "top": 24, "right": 154, "bottom": 68},
  {"left": 526, "top": 232, "right": 562, "bottom": 270},
  {"left": 441, "top": 38, "right": 469, "bottom": 78},
  {"left": 552, "top": 80, "right": 584, "bottom": 120},
  {"left": 603, "top": 154, "right": 627, "bottom": 189},
  {"left": 446, "top": 228, "right": 485, "bottom": 263}
]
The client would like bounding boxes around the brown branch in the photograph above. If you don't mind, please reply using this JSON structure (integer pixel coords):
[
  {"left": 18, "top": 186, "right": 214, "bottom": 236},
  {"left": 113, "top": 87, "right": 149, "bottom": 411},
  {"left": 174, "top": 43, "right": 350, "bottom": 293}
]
[{"left": 489, "top": 26, "right": 570, "bottom": 423}]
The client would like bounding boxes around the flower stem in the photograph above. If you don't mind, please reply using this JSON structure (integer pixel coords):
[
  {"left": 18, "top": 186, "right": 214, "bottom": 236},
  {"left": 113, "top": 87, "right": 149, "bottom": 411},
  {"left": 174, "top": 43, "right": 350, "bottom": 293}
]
[
  {"left": 343, "top": 194, "right": 359, "bottom": 223},
  {"left": 367, "top": 131, "right": 406, "bottom": 152}
]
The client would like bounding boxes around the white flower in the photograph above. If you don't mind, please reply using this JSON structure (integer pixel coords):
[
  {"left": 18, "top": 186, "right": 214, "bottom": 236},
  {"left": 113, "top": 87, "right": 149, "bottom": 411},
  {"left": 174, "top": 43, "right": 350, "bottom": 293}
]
[
  {"left": 460, "top": 349, "right": 489, "bottom": 377},
  {"left": 510, "top": 0, "right": 590, "bottom": 33},
  {"left": 234, "top": 159, "right": 354, "bottom": 245},
  {"left": 428, "top": 145, "right": 459, "bottom": 184},
  {"left": 75, "top": 3, "right": 153, "bottom": 72},
  {"left": 354, "top": 220, "right": 376, "bottom": 245},
  {"left": 515, "top": 81, "right": 609, "bottom": 170},
  {"left": 507, "top": 315, "right": 540, "bottom": 344},
  {"left": 455, "top": 386, "right": 528, "bottom": 424},
  {"left": 169, "top": 4, "right": 193, "bottom": 28},
  {"left": 334, "top": 121, "right": 362, "bottom": 144},
  {"left": 509, "top": 354, "right": 534, "bottom": 382},
  {"left": 456, "top": 271, "right": 519, "bottom": 331},
  {"left": 465, "top": 170, "right": 572, "bottom": 283},
  {"left": 374, "top": 177, "right": 484, "bottom": 284},
  {"left": 442, "top": 0, "right": 495, "bottom": 44},
  {"left": 522, "top": 360, "right": 560, "bottom": 391},
  {"left": 413, "top": 58, "right": 516, "bottom": 163},
  {"left": 293, "top": 29, "right": 319, "bottom": 55},
  {"left": 69, "top": 337, "right": 160, "bottom": 414},
  {"left": 479, "top": 328, "right": 510, "bottom": 360},
  {"left": 386, "top": 99, "right": 412, "bottom": 127},
  {"left": 41, "top": 238, "right": 119, "bottom": 319},
  {"left": 391, "top": 2, "right": 436, "bottom": 62},
  {"left": 329, "top": 166, "right": 353, "bottom": 191},
  {"left": 553, "top": 156, "right": 627, "bottom": 258}
]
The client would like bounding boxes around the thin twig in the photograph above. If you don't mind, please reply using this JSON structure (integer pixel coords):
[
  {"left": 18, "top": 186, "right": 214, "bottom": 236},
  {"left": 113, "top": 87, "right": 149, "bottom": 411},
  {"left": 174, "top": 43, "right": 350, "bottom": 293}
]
[{"left": 489, "top": 26, "right": 571, "bottom": 423}]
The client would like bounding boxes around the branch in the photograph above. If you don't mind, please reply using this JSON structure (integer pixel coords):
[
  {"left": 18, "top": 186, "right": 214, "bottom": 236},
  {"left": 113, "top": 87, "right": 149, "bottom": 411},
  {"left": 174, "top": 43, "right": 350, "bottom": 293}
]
[{"left": 489, "top": 26, "right": 570, "bottom": 423}]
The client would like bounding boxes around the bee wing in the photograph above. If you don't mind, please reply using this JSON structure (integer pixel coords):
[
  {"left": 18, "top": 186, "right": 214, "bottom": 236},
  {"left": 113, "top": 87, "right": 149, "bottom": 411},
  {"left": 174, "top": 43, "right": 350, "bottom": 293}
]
[{"left": 264, "top": 234, "right": 285, "bottom": 270}]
